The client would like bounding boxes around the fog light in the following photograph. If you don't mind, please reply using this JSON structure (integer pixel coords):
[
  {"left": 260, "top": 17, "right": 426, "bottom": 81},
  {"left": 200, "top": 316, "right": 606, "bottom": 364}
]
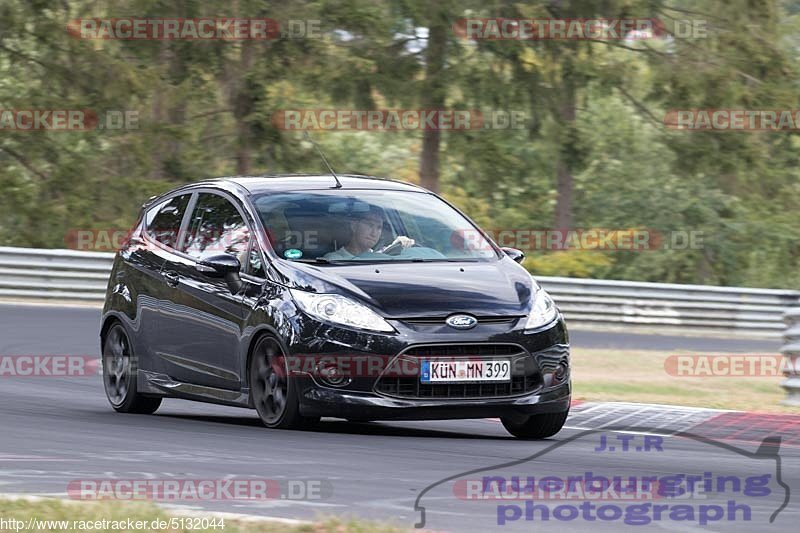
[
  {"left": 316, "top": 362, "right": 352, "bottom": 387},
  {"left": 553, "top": 362, "right": 569, "bottom": 383}
]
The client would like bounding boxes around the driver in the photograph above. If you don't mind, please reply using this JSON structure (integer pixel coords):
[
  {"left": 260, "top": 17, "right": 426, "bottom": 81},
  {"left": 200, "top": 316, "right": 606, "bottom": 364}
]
[{"left": 324, "top": 205, "right": 414, "bottom": 260}]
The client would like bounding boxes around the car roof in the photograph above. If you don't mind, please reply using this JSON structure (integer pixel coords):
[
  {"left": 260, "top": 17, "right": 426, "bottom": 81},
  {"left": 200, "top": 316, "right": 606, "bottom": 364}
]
[
  {"left": 217, "top": 174, "right": 427, "bottom": 194},
  {"left": 143, "top": 174, "right": 430, "bottom": 210}
]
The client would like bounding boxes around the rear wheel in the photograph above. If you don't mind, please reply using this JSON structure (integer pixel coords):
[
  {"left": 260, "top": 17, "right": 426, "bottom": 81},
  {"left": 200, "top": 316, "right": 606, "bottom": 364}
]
[
  {"left": 249, "top": 336, "right": 318, "bottom": 429},
  {"left": 501, "top": 410, "right": 568, "bottom": 439},
  {"left": 102, "top": 323, "right": 162, "bottom": 414}
]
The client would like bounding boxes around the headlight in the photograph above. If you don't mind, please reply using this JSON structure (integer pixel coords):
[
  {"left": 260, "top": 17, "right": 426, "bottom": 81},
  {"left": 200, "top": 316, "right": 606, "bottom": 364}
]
[
  {"left": 524, "top": 286, "right": 558, "bottom": 330},
  {"left": 290, "top": 290, "right": 395, "bottom": 333}
]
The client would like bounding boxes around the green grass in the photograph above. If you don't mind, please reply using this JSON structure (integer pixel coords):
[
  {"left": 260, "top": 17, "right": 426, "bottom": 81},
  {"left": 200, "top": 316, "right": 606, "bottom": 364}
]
[
  {"left": 578, "top": 382, "right": 707, "bottom": 397},
  {"left": 571, "top": 348, "right": 800, "bottom": 414}
]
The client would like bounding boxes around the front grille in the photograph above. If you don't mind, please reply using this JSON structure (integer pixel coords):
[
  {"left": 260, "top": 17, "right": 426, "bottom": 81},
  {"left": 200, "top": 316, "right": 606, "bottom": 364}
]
[
  {"left": 400, "top": 316, "right": 521, "bottom": 327},
  {"left": 374, "top": 344, "right": 542, "bottom": 400},
  {"left": 404, "top": 344, "right": 521, "bottom": 357}
]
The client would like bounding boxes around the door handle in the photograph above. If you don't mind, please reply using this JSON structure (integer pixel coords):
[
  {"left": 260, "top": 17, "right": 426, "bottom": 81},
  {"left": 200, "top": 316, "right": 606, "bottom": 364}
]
[{"left": 163, "top": 271, "right": 180, "bottom": 287}]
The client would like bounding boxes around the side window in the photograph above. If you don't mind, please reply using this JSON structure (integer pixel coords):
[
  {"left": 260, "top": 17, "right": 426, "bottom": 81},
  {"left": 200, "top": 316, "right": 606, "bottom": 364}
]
[
  {"left": 145, "top": 194, "right": 192, "bottom": 249},
  {"left": 183, "top": 193, "right": 250, "bottom": 269}
]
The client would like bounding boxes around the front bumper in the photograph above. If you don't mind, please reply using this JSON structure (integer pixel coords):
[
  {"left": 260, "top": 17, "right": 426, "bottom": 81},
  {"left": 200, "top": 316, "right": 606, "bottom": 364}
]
[
  {"left": 299, "top": 379, "right": 571, "bottom": 420},
  {"left": 290, "top": 316, "right": 571, "bottom": 420}
]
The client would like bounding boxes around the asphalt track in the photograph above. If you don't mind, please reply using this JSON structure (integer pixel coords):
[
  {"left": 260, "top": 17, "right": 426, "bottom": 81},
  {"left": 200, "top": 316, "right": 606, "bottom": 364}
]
[{"left": 0, "top": 303, "right": 797, "bottom": 532}]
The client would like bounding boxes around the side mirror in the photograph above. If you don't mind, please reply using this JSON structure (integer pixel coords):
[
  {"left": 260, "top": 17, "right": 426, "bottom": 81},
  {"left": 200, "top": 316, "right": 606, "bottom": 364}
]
[
  {"left": 196, "top": 254, "right": 243, "bottom": 294},
  {"left": 501, "top": 247, "right": 525, "bottom": 264}
]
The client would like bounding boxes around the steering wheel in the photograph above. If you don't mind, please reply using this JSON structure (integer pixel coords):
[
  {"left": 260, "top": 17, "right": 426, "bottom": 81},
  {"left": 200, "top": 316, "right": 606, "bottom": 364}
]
[{"left": 380, "top": 240, "right": 419, "bottom": 256}]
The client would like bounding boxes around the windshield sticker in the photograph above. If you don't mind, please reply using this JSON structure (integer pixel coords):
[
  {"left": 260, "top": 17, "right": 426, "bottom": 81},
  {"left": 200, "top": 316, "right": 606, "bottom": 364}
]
[{"left": 284, "top": 248, "right": 303, "bottom": 260}]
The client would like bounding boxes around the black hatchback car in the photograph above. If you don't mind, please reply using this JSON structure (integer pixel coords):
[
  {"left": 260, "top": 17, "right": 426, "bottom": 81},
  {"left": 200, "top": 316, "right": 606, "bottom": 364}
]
[{"left": 101, "top": 175, "right": 571, "bottom": 439}]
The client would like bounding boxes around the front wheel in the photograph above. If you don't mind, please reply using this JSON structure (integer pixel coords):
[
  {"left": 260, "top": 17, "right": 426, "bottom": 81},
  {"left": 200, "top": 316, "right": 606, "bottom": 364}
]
[
  {"left": 249, "top": 336, "right": 318, "bottom": 429},
  {"left": 102, "top": 323, "right": 162, "bottom": 414},
  {"left": 501, "top": 410, "right": 568, "bottom": 439}
]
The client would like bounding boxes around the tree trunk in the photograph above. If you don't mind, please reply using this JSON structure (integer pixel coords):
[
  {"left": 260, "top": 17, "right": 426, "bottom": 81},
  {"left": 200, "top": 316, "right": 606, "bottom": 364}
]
[
  {"left": 554, "top": 58, "right": 576, "bottom": 230},
  {"left": 555, "top": 157, "right": 574, "bottom": 230},
  {"left": 150, "top": 41, "right": 170, "bottom": 180},
  {"left": 418, "top": 18, "right": 447, "bottom": 193},
  {"left": 234, "top": 41, "right": 255, "bottom": 175},
  {"left": 166, "top": 48, "right": 187, "bottom": 165},
  {"left": 222, "top": 0, "right": 256, "bottom": 176}
]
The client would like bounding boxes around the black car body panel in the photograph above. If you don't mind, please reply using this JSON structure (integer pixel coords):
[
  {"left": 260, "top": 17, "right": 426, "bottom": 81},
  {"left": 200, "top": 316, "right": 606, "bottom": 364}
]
[
  {"left": 271, "top": 259, "right": 534, "bottom": 317},
  {"left": 101, "top": 174, "right": 571, "bottom": 428}
]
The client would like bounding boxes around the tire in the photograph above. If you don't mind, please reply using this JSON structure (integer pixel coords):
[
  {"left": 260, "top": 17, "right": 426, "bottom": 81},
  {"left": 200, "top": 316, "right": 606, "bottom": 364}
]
[
  {"left": 501, "top": 410, "right": 569, "bottom": 440},
  {"left": 249, "top": 335, "right": 319, "bottom": 429},
  {"left": 102, "top": 323, "right": 162, "bottom": 414}
]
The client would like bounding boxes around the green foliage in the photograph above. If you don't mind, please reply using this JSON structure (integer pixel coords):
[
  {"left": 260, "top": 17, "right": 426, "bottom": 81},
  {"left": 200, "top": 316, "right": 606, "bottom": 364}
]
[{"left": 1, "top": 0, "right": 800, "bottom": 288}]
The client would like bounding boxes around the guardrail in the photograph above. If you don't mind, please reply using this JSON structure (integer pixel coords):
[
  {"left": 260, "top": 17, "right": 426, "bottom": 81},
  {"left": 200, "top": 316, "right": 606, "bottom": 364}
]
[
  {"left": 541, "top": 276, "right": 799, "bottom": 338},
  {"left": 1, "top": 247, "right": 798, "bottom": 339},
  {"left": 0, "top": 246, "right": 114, "bottom": 302},
  {"left": 781, "top": 308, "right": 800, "bottom": 405}
]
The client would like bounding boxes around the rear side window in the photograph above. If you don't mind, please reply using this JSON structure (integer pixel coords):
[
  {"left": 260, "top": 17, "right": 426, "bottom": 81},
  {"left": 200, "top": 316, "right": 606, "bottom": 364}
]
[
  {"left": 183, "top": 193, "right": 250, "bottom": 269},
  {"left": 145, "top": 194, "right": 192, "bottom": 249}
]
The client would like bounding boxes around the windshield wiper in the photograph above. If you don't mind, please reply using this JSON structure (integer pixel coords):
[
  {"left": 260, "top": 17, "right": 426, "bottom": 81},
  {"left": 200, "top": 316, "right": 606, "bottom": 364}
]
[
  {"left": 359, "top": 258, "right": 480, "bottom": 263},
  {"left": 291, "top": 257, "right": 489, "bottom": 265},
  {"left": 404, "top": 258, "right": 485, "bottom": 263},
  {"left": 291, "top": 258, "right": 339, "bottom": 264}
]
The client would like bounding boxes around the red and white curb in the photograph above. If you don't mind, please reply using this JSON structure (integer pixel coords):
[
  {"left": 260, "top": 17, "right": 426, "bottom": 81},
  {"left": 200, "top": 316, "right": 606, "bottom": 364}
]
[{"left": 564, "top": 401, "right": 800, "bottom": 446}]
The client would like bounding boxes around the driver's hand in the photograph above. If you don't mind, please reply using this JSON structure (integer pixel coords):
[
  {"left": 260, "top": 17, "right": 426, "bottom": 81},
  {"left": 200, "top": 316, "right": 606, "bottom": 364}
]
[{"left": 392, "top": 236, "right": 415, "bottom": 249}]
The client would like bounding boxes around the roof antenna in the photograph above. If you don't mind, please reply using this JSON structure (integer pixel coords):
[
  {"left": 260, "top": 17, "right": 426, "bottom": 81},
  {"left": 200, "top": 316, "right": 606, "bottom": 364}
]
[{"left": 303, "top": 131, "right": 342, "bottom": 188}]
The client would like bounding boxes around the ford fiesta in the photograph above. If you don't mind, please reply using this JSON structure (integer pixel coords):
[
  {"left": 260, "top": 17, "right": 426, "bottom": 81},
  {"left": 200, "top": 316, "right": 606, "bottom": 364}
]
[{"left": 100, "top": 174, "right": 571, "bottom": 439}]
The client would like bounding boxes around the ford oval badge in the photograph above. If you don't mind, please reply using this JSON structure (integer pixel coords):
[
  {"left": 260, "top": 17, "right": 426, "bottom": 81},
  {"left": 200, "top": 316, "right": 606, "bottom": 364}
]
[{"left": 446, "top": 314, "right": 478, "bottom": 330}]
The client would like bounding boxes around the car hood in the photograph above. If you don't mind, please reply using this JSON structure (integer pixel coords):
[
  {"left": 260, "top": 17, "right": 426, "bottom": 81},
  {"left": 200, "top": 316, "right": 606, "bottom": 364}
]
[{"left": 273, "top": 258, "right": 536, "bottom": 318}]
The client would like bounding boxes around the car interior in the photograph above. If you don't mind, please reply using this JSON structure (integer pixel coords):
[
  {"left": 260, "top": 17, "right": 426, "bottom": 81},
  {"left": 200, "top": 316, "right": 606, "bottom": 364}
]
[{"left": 259, "top": 200, "right": 399, "bottom": 259}]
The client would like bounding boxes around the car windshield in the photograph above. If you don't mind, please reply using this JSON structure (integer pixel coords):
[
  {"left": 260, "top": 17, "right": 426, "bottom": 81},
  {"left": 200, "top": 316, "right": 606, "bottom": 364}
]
[{"left": 251, "top": 189, "right": 499, "bottom": 263}]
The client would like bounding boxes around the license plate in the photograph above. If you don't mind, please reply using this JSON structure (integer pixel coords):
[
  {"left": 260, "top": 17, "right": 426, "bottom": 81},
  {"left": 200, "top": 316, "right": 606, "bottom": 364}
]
[{"left": 420, "top": 359, "right": 511, "bottom": 383}]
